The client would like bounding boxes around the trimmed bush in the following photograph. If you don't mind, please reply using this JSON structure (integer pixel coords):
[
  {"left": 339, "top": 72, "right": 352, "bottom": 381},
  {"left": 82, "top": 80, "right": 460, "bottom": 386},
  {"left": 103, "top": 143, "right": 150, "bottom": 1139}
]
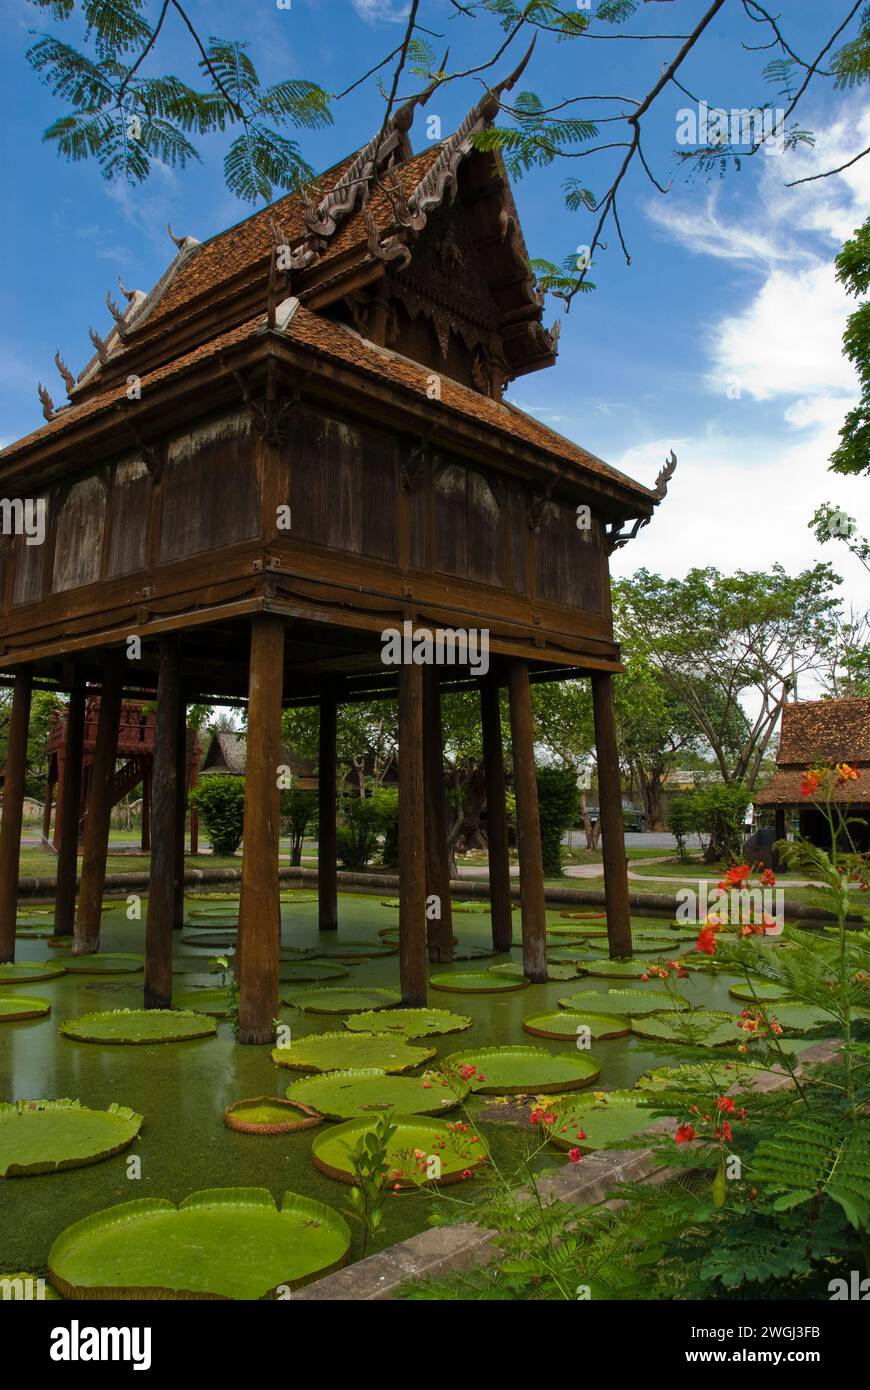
[{"left": 190, "top": 775, "right": 245, "bottom": 856}]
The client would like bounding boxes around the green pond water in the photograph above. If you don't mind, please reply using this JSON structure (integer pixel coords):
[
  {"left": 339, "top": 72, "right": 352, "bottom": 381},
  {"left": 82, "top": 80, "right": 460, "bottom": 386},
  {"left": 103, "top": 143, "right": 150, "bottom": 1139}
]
[{"left": 0, "top": 893, "right": 745, "bottom": 1281}]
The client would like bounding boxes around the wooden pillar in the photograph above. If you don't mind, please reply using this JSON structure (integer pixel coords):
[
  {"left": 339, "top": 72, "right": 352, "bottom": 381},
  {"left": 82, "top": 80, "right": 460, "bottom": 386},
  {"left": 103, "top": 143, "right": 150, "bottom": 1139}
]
[
  {"left": 480, "top": 674, "right": 513, "bottom": 953},
  {"left": 508, "top": 660, "right": 547, "bottom": 982},
  {"left": 0, "top": 667, "right": 33, "bottom": 963},
  {"left": 173, "top": 704, "right": 187, "bottom": 930},
  {"left": 55, "top": 684, "right": 86, "bottom": 939},
  {"left": 74, "top": 664, "right": 123, "bottom": 954},
  {"left": 41, "top": 777, "right": 53, "bottom": 844},
  {"left": 141, "top": 767, "right": 151, "bottom": 852},
  {"left": 144, "top": 639, "right": 181, "bottom": 1007},
  {"left": 189, "top": 762, "right": 199, "bottom": 857},
  {"left": 399, "top": 662, "right": 427, "bottom": 1005},
  {"left": 591, "top": 672, "right": 632, "bottom": 958},
  {"left": 238, "top": 615, "right": 284, "bottom": 1044},
  {"left": 773, "top": 807, "right": 786, "bottom": 871},
  {"left": 52, "top": 755, "right": 65, "bottom": 849},
  {"left": 318, "top": 691, "right": 338, "bottom": 932},
  {"left": 422, "top": 666, "right": 453, "bottom": 962}
]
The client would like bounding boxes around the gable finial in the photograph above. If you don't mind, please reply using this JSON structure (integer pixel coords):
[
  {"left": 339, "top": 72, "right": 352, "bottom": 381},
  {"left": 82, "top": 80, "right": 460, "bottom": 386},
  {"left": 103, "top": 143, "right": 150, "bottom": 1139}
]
[
  {"left": 54, "top": 350, "right": 76, "bottom": 395},
  {"left": 88, "top": 326, "right": 109, "bottom": 364},
  {"left": 38, "top": 382, "right": 55, "bottom": 420}
]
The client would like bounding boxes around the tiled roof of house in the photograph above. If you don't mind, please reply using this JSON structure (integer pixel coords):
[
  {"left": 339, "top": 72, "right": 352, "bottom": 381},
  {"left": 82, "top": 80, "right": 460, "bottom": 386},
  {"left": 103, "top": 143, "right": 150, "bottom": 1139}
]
[{"left": 755, "top": 698, "right": 870, "bottom": 805}]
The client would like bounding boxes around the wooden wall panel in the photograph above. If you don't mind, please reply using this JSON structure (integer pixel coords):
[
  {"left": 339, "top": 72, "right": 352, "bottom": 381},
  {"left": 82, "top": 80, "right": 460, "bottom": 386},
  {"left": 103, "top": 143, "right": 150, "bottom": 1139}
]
[
  {"left": 106, "top": 458, "right": 150, "bottom": 578},
  {"left": 52, "top": 476, "right": 107, "bottom": 593},
  {"left": 289, "top": 411, "right": 399, "bottom": 564},
  {"left": 359, "top": 432, "right": 398, "bottom": 563},
  {"left": 466, "top": 469, "right": 501, "bottom": 586},
  {"left": 159, "top": 411, "right": 258, "bottom": 563},
  {"left": 433, "top": 461, "right": 468, "bottom": 578}
]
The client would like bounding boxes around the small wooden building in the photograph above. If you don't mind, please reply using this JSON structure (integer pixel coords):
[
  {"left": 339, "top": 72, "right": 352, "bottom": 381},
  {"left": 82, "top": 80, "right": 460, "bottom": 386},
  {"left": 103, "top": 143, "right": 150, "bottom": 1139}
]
[
  {"left": 0, "top": 57, "right": 672, "bottom": 1041},
  {"left": 199, "top": 730, "right": 318, "bottom": 790},
  {"left": 755, "top": 697, "right": 870, "bottom": 850}
]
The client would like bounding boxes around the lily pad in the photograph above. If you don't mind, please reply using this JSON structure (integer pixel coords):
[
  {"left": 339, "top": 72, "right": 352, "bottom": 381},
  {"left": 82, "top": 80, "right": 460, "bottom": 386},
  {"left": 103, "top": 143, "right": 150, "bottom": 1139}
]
[
  {"left": 522, "top": 1009, "right": 631, "bottom": 1041},
  {"left": 560, "top": 911, "right": 607, "bottom": 921},
  {"left": 282, "top": 987, "right": 402, "bottom": 1015},
  {"left": 540, "top": 1090, "right": 653, "bottom": 1152},
  {"left": 186, "top": 892, "right": 240, "bottom": 902},
  {"left": 489, "top": 961, "right": 581, "bottom": 982},
  {"left": 223, "top": 1097, "right": 321, "bottom": 1135},
  {"left": 576, "top": 957, "right": 670, "bottom": 979},
  {"left": 285, "top": 1069, "right": 464, "bottom": 1119},
  {"left": 766, "top": 1003, "right": 838, "bottom": 1032},
  {"left": 279, "top": 961, "right": 349, "bottom": 983},
  {"left": 451, "top": 945, "right": 503, "bottom": 961},
  {"left": 0, "top": 961, "right": 65, "bottom": 984},
  {"left": 635, "top": 1060, "right": 763, "bottom": 1092},
  {"left": 181, "top": 932, "right": 238, "bottom": 948},
  {"left": 48, "top": 1188, "right": 351, "bottom": 1299},
  {"left": 558, "top": 988, "right": 690, "bottom": 1018},
  {"left": 0, "top": 1272, "right": 60, "bottom": 1299},
  {"left": 317, "top": 942, "right": 397, "bottom": 960},
  {"left": 431, "top": 972, "right": 528, "bottom": 994},
  {"left": 15, "top": 925, "right": 53, "bottom": 939},
  {"left": 630, "top": 1010, "right": 742, "bottom": 1047},
  {"left": 52, "top": 953, "right": 143, "bottom": 975},
  {"left": 547, "top": 924, "right": 598, "bottom": 939},
  {"left": 0, "top": 995, "right": 51, "bottom": 1023},
  {"left": 173, "top": 988, "right": 232, "bottom": 1017},
  {"left": 451, "top": 901, "right": 490, "bottom": 914},
  {"left": 59, "top": 1008, "right": 217, "bottom": 1045},
  {"left": 344, "top": 1007, "right": 472, "bottom": 1038},
  {"left": 728, "top": 980, "right": 792, "bottom": 1003},
  {"left": 279, "top": 891, "right": 318, "bottom": 904},
  {"left": 312, "top": 1116, "right": 488, "bottom": 1187},
  {"left": 442, "top": 1045, "right": 600, "bottom": 1095},
  {"left": 0, "top": 1099, "right": 142, "bottom": 1177},
  {"left": 271, "top": 1031, "right": 435, "bottom": 1074}
]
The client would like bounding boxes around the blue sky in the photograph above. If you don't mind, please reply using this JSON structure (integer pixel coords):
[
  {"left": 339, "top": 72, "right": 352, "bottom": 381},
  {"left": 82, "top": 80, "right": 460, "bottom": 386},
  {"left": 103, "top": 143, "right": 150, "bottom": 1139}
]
[{"left": 0, "top": 0, "right": 867, "bottom": 609}]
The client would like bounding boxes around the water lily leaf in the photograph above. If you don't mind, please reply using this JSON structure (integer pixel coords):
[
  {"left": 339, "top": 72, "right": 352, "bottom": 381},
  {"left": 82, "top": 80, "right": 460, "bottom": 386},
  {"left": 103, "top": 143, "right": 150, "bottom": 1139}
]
[
  {"left": 541, "top": 1090, "right": 653, "bottom": 1152},
  {"left": 282, "top": 987, "right": 401, "bottom": 1015},
  {"left": 172, "top": 988, "right": 232, "bottom": 1017},
  {"left": 523, "top": 1009, "right": 630, "bottom": 1041},
  {"left": 312, "top": 1116, "right": 488, "bottom": 1187},
  {"left": 271, "top": 1031, "right": 435, "bottom": 1074},
  {"left": 344, "top": 1008, "right": 472, "bottom": 1038},
  {"left": 630, "top": 1010, "right": 741, "bottom": 1047},
  {"left": 59, "top": 1009, "right": 217, "bottom": 1044},
  {"left": 558, "top": 988, "right": 689, "bottom": 1017},
  {"left": 489, "top": 961, "right": 581, "bottom": 981},
  {"left": 431, "top": 972, "right": 528, "bottom": 994},
  {"left": 728, "top": 980, "right": 792, "bottom": 1003},
  {"left": 51, "top": 953, "right": 143, "bottom": 975},
  {"left": 442, "top": 1045, "right": 600, "bottom": 1094},
  {"left": 223, "top": 1097, "right": 321, "bottom": 1135},
  {"left": 0, "top": 1099, "right": 142, "bottom": 1177},
  {"left": 48, "top": 1188, "right": 351, "bottom": 1299},
  {"left": 0, "top": 962, "right": 65, "bottom": 984},
  {"left": 0, "top": 995, "right": 51, "bottom": 1022},
  {"left": 285, "top": 1069, "right": 464, "bottom": 1119}
]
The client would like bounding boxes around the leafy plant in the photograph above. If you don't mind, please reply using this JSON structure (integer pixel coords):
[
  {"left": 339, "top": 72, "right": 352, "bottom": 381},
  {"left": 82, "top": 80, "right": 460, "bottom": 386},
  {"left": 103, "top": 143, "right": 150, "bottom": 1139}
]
[
  {"left": 281, "top": 788, "right": 317, "bottom": 868},
  {"left": 209, "top": 954, "right": 239, "bottom": 1039},
  {"left": 189, "top": 775, "right": 245, "bottom": 856},
  {"left": 536, "top": 766, "right": 580, "bottom": 876},
  {"left": 342, "top": 1111, "right": 398, "bottom": 1257}
]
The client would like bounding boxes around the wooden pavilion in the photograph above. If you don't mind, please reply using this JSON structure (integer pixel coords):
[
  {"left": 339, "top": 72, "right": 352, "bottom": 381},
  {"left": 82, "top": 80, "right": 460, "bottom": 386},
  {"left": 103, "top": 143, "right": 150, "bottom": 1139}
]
[
  {"left": 0, "top": 54, "right": 673, "bottom": 1042},
  {"left": 755, "top": 697, "right": 870, "bottom": 851}
]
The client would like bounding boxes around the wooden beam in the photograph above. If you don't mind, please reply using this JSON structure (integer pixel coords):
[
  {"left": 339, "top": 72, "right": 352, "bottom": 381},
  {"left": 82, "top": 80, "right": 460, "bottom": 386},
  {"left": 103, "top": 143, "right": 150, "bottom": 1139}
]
[
  {"left": 238, "top": 614, "right": 284, "bottom": 1044},
  {"left": 399, "top": 662, "right": 427, "bottom": 1005},
  {"left": 591, "top": 672, "right": 632, "bottom": 958},
  {"left": 422, "top": 665, "right": 453, "bottom": 963},
  {"left": 0, "top": 666, "right": 33, "bottom": 963},
  {"left": 74, "top": 663, "right": 122, "bottom": 955},
  {"left": 318, "top": 691, "right": 338, "bottom": 932},
  {"left": 508, "top": 660, "right": 547, "bottom": 982},
  {"left": 55, "top": 683, "right": 85, "bottom": 938},
  {"left": 480, "top": 674, "right": 512, "bottom": 953},
  {"left": 173, "top": 699, "right": 188, "bottom": 930},
  {"left": 144, "top": 638, "right": 181, "bottom": 1007}
]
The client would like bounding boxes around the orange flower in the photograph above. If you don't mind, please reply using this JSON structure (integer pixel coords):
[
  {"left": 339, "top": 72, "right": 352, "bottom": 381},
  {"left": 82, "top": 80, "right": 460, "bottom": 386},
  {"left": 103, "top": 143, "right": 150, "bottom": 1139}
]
[
  {"left": 835, "top": 762, "right": 859, "bottom": 786},
  {"left": 801, "top": 769, "right": 820, "bottom": 798}
]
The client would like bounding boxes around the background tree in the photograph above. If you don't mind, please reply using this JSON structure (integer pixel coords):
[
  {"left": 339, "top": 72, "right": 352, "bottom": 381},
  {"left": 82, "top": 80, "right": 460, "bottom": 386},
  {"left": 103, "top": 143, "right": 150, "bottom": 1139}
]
[{"left": 829, "top": 217, "right": 870, "bottom": 476}]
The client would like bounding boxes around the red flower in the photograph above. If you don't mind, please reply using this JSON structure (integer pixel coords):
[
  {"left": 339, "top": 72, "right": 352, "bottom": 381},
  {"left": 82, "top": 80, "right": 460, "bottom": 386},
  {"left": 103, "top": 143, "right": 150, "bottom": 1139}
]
[
  {"left": 836, "top": 762, "right": 859, "bottom": 786},
  {"left": 715, "top": 1120, "right": 733, "bottom": 1143},
  {"left": 675, "top": 1124, "right": 696, "bottom": 1145},
  {"left": 575, "top": 1130, "right": 587, "bottom": 1140},
  {"left": 461, "top": 1169, "right": 472, "bottom": 1180},
  {"left": 759, "top": 868, "right": 776, "bottom": 887},
  {"left": 716, "top": 1096, "right": 735, "bottom": 1114},
  {"left": 458, "top": 1064, "right": 477, "bottom": 1081},
  {"left": 696, "top": 927, "right": 717, "bottom": 956},
  {"left": 723, "top": 863, "right": 751, "bottom": 888},
  {"left": 801, "top": 770, "right": 820, "bottom": 798},
  {"left": 568, "top": 1148, "right": 582, "bottom": 1163}
]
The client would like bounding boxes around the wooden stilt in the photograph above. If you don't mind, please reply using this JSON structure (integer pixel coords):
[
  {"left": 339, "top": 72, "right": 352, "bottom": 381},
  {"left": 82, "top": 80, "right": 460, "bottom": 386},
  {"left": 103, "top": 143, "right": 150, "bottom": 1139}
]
[
  {"left": 52, "top": 754, "right": 65, "bottom": 850},
  {"left": 399, "top": 662, "right": 427, "bottom": 1005},
  {"left": 141, "top": 768, "right": 151, "bottom": 853},
  {"left": 238, "top": 614, "right": 284, "bottom": 1044},
  {"left": 41, "top": 777, "right": 53, "bottom": 844},
  {"left": 0, "top": 667, "right": 33, "bottom": 963},
  {"left": 75, "top": 663, "right": 122, "bottom": 955},
  {"left": 480, "top": 673, "right": 513, "bottom": 952},
  {"left": 144, "top": 639, "right": 181, "bottom": 1007},
  {"left": 318, "top": 691, "right": 338, "bottom": 932},
  {"left": 55, "top": 683, "right": 86, "bottom": 938},
  {"left": 508, "top": 660, "right": 547, "bottom": 982},
  {"left": 591, "top": 672, "right": 632, "bottom": 958},
  {"left": 173, "top": 701, "right": 187, "bottom": 930},
  {"left": 422, "top": 665, "right": 453, "bottom": 962}
]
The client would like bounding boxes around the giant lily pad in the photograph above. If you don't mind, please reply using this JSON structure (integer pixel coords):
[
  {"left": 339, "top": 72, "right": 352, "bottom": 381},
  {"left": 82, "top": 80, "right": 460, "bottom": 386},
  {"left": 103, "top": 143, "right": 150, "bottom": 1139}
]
[
  {"left": 0, "top": 995, "right": 51, "bottom": 1023},
  {"left": 0, "top": 962, "right": 65, "bottom": 984},
  {"left": 52, "top": 953, "right": 143, "bottom": 975},
  {"left": 16, "top": 924, "right": 53, "bottom": 940},
  {"left": 271, "top": 1031, "right": 435, "bottom": 1074},
  {"left": 285, "top": 1069, "right": 464, "bottom": 1119},
  {"left": 279, "top": 961, "right": 349, "bottom": 983},
  {"left": 523, "top": 1009, "right": 631, "bottom": 1041},
  {"left": 312, "top": 1116, "right": 489, "bottom": 1187},
  {"left": 451, "top": 945, "right": 502, "bottom": 961},
  {"left": 279, "top": 890, "right": 318, "bottom": 904},
  {"left": 635, "top": 1060, "right": 763, "bottom": 1092},
  {"left": 489, "top": 961, "right": 581, "bottom": 982},
  {"left": 431, "top": 972, "right": 528, "bottom": 994},
  {"left": 172, "top": 989, "right": 232, "bottom": 1017},
  {"left": 186, "top": 892, "right": 240, "bottom": 902},
  {"left": 575, "top": 957, "right": 663, "bottom": 979},
  {"left": 282, "top": 987, "right": 401, "bottom": 1015},
  {"left": 223, "top": 1097, "right": 321, "bottom": 1135},
  {"left": 558, "top": 988, "right": 690, "bottom": 1018},
  {"left": 48, "top": 1188, "right": 351, "bottom": 1299},
  {"left": 630, "top": 1010, "right": 742, "bottom": 1047},
  {"left": 728, "top": 980, "right": 792, "bottom": 1003},
  {"left": 0, "top": 1099, "right": 142, "bottom": 1177},
  {"left": 59, "top": 1008, "right": 217, "bottom": 1045},
  {"left": 560, "top": 911, "right": 607, "bottom": 921},
  {"left": 181, "top": 932, "right": 238, "bottom": 948},
  {"left": 318, "top": 941, "right": 397, "bottom": 961},
  {"left": 442, "top": 1045, "right": 600, "bottom": 1095},
  {"left": 344, "top": 1007, "right": 472, "bottom": 1038},
  {"left": 764, "top": 1003, "right": 839, "bottom": 1032},
  {"left": 540, "top": 1090, "right": 653, "bottom": 1152},
  {"left": 451, "top": 901, "right": 490, "bottom": 914}
]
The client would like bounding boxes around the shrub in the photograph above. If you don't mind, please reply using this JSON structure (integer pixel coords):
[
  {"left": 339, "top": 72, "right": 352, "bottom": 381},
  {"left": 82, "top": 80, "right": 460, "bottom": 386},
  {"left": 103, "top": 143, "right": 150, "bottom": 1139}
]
[
  {"left": 281, "top": 788, "right": 318, "bottom": 867},
  {"left": 371, "top": 787, "right": 399, "bottom": 867},
  {"left": 189, "top": 775, "right": 245, "bottom": 856},
  {"left": 336, "top": 793, "right": 385, "bottom": 871},
  {"left": 536, "top": 767, "right": 580, "bottom": 877},
  {"left": 667, "top": 795, "right": 696, "bottom": 860},
  {"left": 693, "top": 782, "right": 749, "bottom": 863}
]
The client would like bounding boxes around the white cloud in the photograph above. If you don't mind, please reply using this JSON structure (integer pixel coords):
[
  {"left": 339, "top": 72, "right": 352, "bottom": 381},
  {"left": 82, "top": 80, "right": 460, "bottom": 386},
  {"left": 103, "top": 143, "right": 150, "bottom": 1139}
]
[{"left": 351, "top": 0, "right": 410, "bottom": 20}]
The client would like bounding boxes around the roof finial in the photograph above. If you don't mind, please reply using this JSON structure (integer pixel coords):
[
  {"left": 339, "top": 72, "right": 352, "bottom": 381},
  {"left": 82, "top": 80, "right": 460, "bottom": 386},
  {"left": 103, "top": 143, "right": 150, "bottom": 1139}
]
[
  {"left": 654, "top": 450, "right": 677, "bottom": 500},
  {"left": 480, "top": 35, "right": 537, "bottom": 119},
  {"left": 54, "top": 351, "right": 76, "bottom": 395},
  {"left": 105, "top": 289, "right": 126, "bottom": 326},
  {"left": 38, "top": 382, "right": 55, "bottom": 421},
  {"left": 392, "top": 49, "right": 449, "bottom": 133},
  {"left": 88, "top": 326, "right": 109, "bottom": 365},
  {"left": 118, "top": 275, "right": 137, "bottom": 303},
  {"left": 168, "top": 223, "right": 188, "bottom": 250}
]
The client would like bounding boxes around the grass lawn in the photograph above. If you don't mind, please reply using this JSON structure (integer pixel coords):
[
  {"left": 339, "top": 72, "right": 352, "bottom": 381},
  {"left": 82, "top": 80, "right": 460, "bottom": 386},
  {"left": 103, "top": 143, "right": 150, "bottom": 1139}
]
[{"left": 628, "top": 857, "right": 810, "bottom": 882}]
